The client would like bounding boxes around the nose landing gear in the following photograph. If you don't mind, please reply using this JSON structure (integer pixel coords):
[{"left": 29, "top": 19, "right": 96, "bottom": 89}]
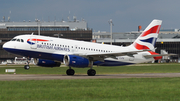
[
  {"left": 24, "top": 58, "right": 30, "bottom": 70},
  {"left": 24, "top": 65, "right": 30, "bottom": 70}
]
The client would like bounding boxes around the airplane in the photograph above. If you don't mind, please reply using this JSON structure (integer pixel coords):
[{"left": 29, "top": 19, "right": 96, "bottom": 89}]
[{"left": 2, "top": 19, "right": 175, "bottom": 76}]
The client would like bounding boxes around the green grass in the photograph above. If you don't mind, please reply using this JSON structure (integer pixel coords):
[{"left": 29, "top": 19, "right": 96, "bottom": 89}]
[
  {"left": 0, "top": 78, "right": 180, "bottom": 101},
  {"left": 0, "top": 63, "right": 180, "bottom": 101},
  {"left": 1, "top": 63, "right": 180, "bottom": 75}
]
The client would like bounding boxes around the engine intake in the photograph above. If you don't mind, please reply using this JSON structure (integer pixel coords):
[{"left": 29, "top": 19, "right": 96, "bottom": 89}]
[{"left": 63, "top": 55, "right": 89, "bottom": 68}]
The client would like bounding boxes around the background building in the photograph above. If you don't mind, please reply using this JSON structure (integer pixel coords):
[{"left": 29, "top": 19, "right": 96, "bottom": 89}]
[
  {"left": 0, "top": 18, "right": 92, "bottom": 61},
  {"left": 1, "top": 17, "right": 180, "bottom": 63}
]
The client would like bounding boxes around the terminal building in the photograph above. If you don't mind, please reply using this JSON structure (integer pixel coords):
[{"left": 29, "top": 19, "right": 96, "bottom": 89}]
[
  {"left": 0, "top": 18, "right": 180, "bottom": 63},
  {"left": 93, "top": 29, "right": 180, "bottom": 61},
  {"left": 0, "top": 18, "right": 92, "bottom": 61}
]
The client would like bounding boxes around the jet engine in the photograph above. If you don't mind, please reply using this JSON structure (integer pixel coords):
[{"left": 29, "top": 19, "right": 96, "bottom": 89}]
[
  {"left": 63, "top": 55, "right": 89, "bottom": 68},
  {"left": 34, "top": 58, "right": 61, "bottom": 67}
]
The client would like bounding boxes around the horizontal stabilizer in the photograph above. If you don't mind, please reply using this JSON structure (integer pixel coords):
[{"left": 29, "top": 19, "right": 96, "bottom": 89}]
[{"left": 144, "top": 54, "right": 177, "bottom": 58}]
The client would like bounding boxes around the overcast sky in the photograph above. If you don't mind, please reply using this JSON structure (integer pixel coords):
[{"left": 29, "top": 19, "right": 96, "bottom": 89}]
[{"left": 1, "top": 0, "right": 180, "bottom": 32}]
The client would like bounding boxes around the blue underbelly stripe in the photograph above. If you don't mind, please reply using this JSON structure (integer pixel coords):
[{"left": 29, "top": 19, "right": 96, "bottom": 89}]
[{"left": 4, "top": 48, "right": 134, "bottom": 66}]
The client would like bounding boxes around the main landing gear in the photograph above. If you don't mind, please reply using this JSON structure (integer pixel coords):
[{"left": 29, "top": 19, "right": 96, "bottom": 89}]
[
  {"left": 87, "top": 69, "right": 96, "bottom": 76},
  {"left": 66, "top": 61, "right": 96, "bottom": 76},
  {"left": 66, "top": 67, "right": 75, "bottom": 75},
  {"left": 66, "top": 68, "right": 96, "bottom": 76},
  {"left": 87, "top": 61, "right": 96, "bottom": 76}
]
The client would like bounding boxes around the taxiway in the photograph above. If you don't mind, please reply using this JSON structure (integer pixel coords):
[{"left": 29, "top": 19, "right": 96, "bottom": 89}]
[{"left": 1, "top": 73, "right": 180, "bottom": 81}]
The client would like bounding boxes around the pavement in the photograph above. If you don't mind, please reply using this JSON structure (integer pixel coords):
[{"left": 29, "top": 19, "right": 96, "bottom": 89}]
[{"left": 1, "top": 73, "right": 180, "bottom": 81}]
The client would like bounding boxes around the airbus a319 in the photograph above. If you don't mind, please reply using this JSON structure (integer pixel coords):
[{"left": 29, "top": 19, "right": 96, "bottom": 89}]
[{"left": 3, "top": 19, "right": 175, "bottom": 76}]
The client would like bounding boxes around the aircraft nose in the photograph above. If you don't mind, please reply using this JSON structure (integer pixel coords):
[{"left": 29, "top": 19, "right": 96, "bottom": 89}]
[
  {"left": 2, "top": 42, "right": 10, "bottom": 50},
  {"left": 2, "top": 42, "right": 7, "bottom": 49},
  {"left": 2, "top": 41, "right": 14, "bottom": 53}
]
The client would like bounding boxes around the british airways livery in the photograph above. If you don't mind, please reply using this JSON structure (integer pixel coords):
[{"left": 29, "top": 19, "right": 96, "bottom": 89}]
[{"left": 3, "top": 19, "right": 173, "bottom": 76}]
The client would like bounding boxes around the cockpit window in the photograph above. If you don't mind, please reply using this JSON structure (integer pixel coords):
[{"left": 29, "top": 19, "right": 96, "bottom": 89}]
[
  {"left": 11, "top": 38, "right": 17, "bottom": 41},
  {"left": 10, "top": 38, "right": 24, "bottom": 43},
  {"left": 17, "top": 39, "right": 20, "bottom": 42},
  {"left": 21, "top": 39, "right": 24, "bottom": 42}
]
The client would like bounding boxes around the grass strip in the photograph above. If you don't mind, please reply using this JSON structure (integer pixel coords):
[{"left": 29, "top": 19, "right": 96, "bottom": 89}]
[
  {"left": 0, "top": 78, "right": 180, "bottom": 101},
  {"left": 0, "top": 63, "right": 180, "bottom": 74}
]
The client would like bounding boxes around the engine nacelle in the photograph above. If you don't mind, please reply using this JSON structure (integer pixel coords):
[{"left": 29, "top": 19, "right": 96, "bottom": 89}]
[
  {"left": 34, "top": 58, "right": 61, "bottom": 67},
  {"left": 63, "top": 55, "right": 89, "bottom": 68}
]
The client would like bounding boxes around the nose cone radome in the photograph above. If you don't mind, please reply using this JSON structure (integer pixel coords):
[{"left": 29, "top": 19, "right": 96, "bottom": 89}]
[
  {"left": 2, "top": 42, "right": 7, "bottom": 49},
  {"left": 2, "top": 41, "right": 11, "bottom": 50},
  {"left": 2, "top": 41, "right": 16, "bottom": 54}
]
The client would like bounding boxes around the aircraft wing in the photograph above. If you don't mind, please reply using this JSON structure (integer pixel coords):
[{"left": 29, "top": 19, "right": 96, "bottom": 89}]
[
  {"left": 144, "top": 54, "right": 177, "bottom": 58},
  {"left": 74, "top": 49, "right": 151, "bottom": 61},
  {"left": 86, "top": 49, "right": 150, "bottom": 56}
]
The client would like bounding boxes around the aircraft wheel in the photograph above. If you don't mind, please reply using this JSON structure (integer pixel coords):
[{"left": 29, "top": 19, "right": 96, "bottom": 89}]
[
  {"left": 24, "top": 65, "right": 30, "bottom": 70},
  {"left": 87, "top": 69, "right": 96, "bottom": 76},
  {"left": 66, "top": 69, "right": 75, "bottom": 76}
]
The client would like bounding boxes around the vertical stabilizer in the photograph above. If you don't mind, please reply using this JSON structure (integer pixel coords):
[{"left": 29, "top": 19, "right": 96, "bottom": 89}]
[{"left": 133, "top": 19, "right": 162, "bottom": 50}]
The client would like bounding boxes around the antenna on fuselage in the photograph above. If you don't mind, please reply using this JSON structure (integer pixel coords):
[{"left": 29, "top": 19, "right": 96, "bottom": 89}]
[{"left": 31, "top": 32, "right": 34, "bottom": 35}]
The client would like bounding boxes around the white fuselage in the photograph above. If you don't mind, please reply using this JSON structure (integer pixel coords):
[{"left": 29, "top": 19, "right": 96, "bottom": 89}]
[{"left": 3, "top": 34, "right": 154, "bottom": 66}]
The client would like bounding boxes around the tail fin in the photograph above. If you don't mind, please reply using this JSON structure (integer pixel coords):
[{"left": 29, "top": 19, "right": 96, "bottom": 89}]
[{"left": 133, "top": 19, "right": 162, "bottom": 50}]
